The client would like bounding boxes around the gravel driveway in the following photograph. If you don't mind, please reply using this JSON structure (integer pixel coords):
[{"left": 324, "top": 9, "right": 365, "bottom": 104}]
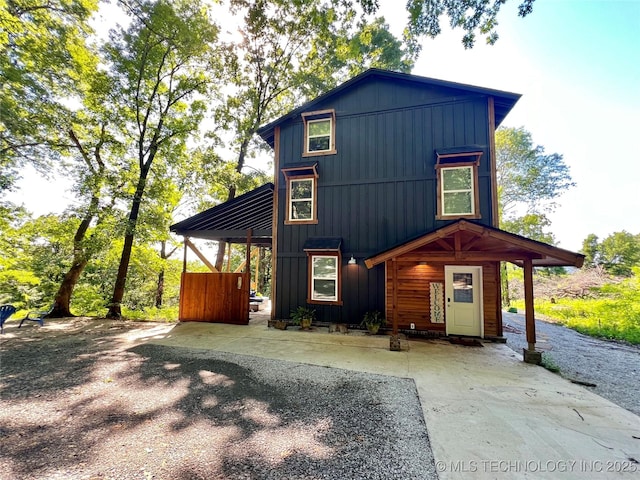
[
  {"left": 0, "top": 319, "right": 436, "bottom": 480},
  {"left": 502, "top": 311, "right": 640, "bottom": 416}
]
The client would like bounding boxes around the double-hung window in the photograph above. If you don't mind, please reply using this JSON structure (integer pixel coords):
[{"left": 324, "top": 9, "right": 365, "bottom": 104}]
[
  {"left": 290, "top": 178, "right": 314, "bottom": 221},
  {"left": 311, "top": 255, "right": 339, "bottom": 302},
  {"left": 441, "top": 166, "right": 474, "bottom": 216},
  {"left": 302, "top": 109, "right": 337, "bottom": 157},
  {"left": 435, "top": 150, "right": 482, "bottom": 219},
  {"left": 282, "top": 164, "right": 319, "bottom": 224},
  {"left": 303, "top": 238, "right": 343, "bottom": 305}
]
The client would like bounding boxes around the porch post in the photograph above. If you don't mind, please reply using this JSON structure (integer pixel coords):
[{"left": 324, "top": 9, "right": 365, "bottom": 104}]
[
  {"left": 392, "top": 258, "right": 399, "bottom": 335},
  {"left": 523, "top": 258, "right": 541, "bottom": 364},
  {"left": 183, "top": 237, "right": 188, "bottom": 273}
]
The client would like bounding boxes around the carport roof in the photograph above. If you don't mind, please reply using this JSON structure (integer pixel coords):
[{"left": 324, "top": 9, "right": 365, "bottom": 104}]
[
  {"left": 365, "top": 220, "right": 585, "bottom": 268},
  {"left": 170, "top": 183, "right": 273, "bottom": 246}
]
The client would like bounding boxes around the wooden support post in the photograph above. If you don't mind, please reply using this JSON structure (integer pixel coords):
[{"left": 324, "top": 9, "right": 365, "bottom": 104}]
[
  {"left": 183, "top": 237, "right": 188, "bottom": 273},
  {"left": 246, "top": 229, "right": 252, "bottom": 275},
  {"left": 392, "top": 258, "right": 399, "bottom": 335},
  {"left": 524, "top": 258, "right": 536, "bottom": 350},
  {"left": 522, "top": 257, "right": 541, "bottom": 364},
  {"left": 254, "top": 247, "right": 260, "bottom": 289},
  {"left": 226, "top": 242, "right": 232, "bottom": 272}
]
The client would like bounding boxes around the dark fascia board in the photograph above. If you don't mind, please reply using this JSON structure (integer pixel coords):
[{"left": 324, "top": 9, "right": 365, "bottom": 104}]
[
  {"left": 257, "top": 68, "right": 521, "bottom": 148},
  {"left": 303, "top": 237, "right": 342, "bottom": 251}
]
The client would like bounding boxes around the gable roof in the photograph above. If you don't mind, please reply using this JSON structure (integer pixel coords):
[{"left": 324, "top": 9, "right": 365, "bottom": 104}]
[
  {"left": 170, "top": 183, "right": 273, "bottom": 246},
  {"left": 257, "top": 68, "right": 521, "bottom": 148},
  {"left": 365, "top": 220, "right": 584, "bottom": 268}
]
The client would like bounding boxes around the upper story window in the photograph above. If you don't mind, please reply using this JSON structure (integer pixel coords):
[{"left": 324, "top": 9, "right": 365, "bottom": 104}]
[
  {"left": 290, "top": 178, "right": 314, "bottom": 221},
  {"left": 441, "top": 166, "right": 474, "bottom": 215},
  {"left": 282, "top": 163, "right": 319, "bottom": 225},
  {"left": 302, "top": 109, "right": 337, "bottom": 157},
  {"left": 435, "top": 150, "right": 482, "bottom": 220}
]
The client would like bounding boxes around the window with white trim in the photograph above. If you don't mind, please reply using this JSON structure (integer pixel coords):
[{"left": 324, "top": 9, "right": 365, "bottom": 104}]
[
  {"left": 289, "top": 177, "right": 314, "bottom": 221},
  {"left": 310, "top": 254, "right": 339, "bottom": 302},
  {"left": 441, "top": 166, "right": 474, "bottom": 216},
  {"left": 302, "top": 109, "right": 337, "bottom": 157},
  {"left": 307, "top": 119, "right": 331, "bottom": 152},
  {"left": 282, "top": 164, "right": 319, "bottom": 225},
  {"left": 435, "top": 150, "right": 482, "bottom": 219}
]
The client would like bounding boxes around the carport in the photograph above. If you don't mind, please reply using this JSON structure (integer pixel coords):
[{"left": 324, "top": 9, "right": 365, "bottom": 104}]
[{"left": 169, "top": 183, "right": 273, "bottom": 324}]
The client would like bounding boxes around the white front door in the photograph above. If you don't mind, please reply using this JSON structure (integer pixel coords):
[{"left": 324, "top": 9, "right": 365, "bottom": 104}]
[{"left": 445, "top": 266, "right": 483, "bottom": 337}]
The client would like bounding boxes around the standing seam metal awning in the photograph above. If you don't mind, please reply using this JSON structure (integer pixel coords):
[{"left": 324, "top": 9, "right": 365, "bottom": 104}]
[{"left": 169, "top": 183, "right": 273, "bottom": 246}]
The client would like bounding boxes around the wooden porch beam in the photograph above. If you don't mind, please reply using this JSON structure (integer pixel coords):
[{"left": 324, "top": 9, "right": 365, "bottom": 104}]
[
  {"left": 185, "top": 238, "right": 218, "bottom": 273},
  {"left": 396, "top": 252, "right": 544, "bottom": 262},
  {"left": 436, "top": 238, "right": 453, "bottom": 251}
]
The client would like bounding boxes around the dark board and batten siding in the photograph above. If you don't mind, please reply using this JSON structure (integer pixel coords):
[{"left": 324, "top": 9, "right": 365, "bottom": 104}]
[{"left": 275, "top": 76, "right": 495, "bottom": 324}]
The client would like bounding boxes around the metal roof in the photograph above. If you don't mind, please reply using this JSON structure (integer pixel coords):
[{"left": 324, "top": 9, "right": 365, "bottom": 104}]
[
  {"left": 170, "top": 183, "right": 273, "bottom": 245},
  {"left": 257, "top": 68, "right": 521, "bottom": 148}
]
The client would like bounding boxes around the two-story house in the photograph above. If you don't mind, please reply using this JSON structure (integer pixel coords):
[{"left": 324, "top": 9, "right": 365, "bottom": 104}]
[{"left": 171, "top": 69, "right": 584, "bottom": 362}]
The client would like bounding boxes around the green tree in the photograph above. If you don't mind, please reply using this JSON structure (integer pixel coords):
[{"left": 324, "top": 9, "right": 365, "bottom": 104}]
[
  {"left": 496, "top": 126, "right": 574, "bottom": 305},
  {"left": 104, "top": 0, "right": 221, "bottom": 318},
  {"left": 211, "top": 0, "right": 415, "bottom": 269},
  {"left": 357, "top": 0, "right": 536, "bottom": 48},
  {"left": 0, "top": 0, "right": 99, "bottom": 192},
  {"left": 496, "top": 126, "right": 574, "bottom": 220},
  {"left": 582, "top": 231, "right": 640, "bottom": 277}
]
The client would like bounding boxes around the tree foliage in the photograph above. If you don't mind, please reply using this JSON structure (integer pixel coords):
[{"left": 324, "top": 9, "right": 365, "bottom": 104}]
[
  {"left": 390, "top": 0, "right": 535, "bottom": 49},
  {"left": 104, "top": 0, "right": 221, "bottom": 318},
  {"left": 581, "top": 231, "right": 640, "bottom": 277},
  {"left": 0, "top": 0, "right": 99, "bottom": 192},
  {"left": 496, "top": 126, "right": 574, "bottom": 220}
]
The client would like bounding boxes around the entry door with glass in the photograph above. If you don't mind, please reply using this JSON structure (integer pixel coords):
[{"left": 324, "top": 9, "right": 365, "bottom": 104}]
[{"left": 445, "top": 266, "right": 483, "bottom": 337}]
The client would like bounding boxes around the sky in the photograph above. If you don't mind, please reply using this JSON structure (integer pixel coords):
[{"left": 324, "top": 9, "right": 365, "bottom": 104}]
[
  {"left": 378, "top": 0, "right": 640, "bottom": 251},
  {"left": 7, "top": 0, "right": 640, "bottom": 252}
]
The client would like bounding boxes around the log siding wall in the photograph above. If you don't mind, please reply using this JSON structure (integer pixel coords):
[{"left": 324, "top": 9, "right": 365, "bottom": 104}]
[{"left": 385, "top": 260, "right": 500, "bottom": 336}]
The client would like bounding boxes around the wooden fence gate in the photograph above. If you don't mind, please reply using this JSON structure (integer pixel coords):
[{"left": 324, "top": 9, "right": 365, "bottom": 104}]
[{"left": 178, "top": 272, "right": 250, "bottom": 324}]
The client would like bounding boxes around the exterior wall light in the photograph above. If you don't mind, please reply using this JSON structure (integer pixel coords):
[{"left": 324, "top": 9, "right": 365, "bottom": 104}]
[{"left": 348, "top": 256, "right": 357, "bottom": 265}]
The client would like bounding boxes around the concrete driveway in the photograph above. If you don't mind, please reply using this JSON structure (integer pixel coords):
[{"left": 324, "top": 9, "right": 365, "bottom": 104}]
[{"left": 149, "top": 318, "right": 640, "bottom": 479}]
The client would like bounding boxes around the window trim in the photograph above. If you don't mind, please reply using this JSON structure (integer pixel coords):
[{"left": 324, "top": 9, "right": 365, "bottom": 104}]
[
  {"left": 302, "top": 109, "right": 337, "bottom": 157},
  {"left": 306, "top": 251, "right": 343, "bottom": 305},
  {"left": 282, "top": 164, "right": 319, "bottom": 225},
  {"left": 435, "top": 152, "right": 482, "bottom": 220}
]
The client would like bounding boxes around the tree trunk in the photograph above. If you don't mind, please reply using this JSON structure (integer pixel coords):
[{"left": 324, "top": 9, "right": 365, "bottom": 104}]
[
  {"left": 106, "top": 166, "right": 150, "bottom": 319},
  {"left": 214, "top": 136, "right": 251, "bottom": 270},
  {"left": 50, "top": 189, "right": 101, "bottom": 317},
  {"left": 155, "top": 240, "right": 167, "bottom": 308},
  {"left": 501, "top": 261, "right": 511, "bottom": 307},
  {"left": 49, "top": 259, "right": 89, "bottom": 317},
  {"left": 155, "top": 268, "right": 165, "bottom": 308}
]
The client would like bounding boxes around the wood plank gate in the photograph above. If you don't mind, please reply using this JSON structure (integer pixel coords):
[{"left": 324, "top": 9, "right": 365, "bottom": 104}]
[{"left": 178, "top": 272, "right": 250, "bottom": 325}]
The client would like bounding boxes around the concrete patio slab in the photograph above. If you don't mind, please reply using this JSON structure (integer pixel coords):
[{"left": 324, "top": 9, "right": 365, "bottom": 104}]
[{"left": 149, "top": 320, "right": 640, "bottom": 479}]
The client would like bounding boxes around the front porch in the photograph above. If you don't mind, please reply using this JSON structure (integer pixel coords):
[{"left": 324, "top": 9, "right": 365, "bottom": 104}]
[{"left": 365, "top": 220, "right": 585, "bottom": 363}]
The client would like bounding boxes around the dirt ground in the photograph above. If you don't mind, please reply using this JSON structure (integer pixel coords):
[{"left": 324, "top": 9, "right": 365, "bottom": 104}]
[{"left": 0, "top": 318, "right": 435, "bottom": 480}]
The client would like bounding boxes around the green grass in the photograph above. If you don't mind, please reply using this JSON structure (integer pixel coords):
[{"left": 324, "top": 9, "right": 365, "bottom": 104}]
[
  {"left": 512, "top": 275, "right": 640, "bottom": 344},
  {"left": 122, "top": 306, "right": 179, "bottom": 322},
  {"left": 540, "top": 354, "right": 561, "bottom": 373}
]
